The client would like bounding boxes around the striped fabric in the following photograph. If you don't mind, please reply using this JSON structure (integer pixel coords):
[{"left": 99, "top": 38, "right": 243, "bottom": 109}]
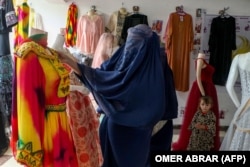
[
  {"left": 65, "top": 3, "right": 78, "bottom": 47},
  {"left": 13, "top": 2, "right": 30, "bottom": 48}
]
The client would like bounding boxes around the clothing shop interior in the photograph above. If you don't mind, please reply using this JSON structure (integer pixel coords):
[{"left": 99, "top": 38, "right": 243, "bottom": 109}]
[{"left": 1, "top": 0, "right": 250, "bottom": 166}]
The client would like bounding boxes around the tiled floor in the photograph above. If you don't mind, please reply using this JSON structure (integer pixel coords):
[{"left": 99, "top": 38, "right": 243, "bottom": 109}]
[{"left": 0, "top": 129, "right": 226, "bottom": 167}]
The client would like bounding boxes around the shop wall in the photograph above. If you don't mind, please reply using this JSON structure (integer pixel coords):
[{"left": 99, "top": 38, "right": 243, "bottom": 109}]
[{"left": 13, "top": 0, "right": 250, "bottom": 126}]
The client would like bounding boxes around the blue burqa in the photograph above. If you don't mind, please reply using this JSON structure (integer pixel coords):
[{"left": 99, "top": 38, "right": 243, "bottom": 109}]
[
  {"left": 77, "top": 24, "right": 173, "bottom": 127},
  {"left": 77, "top": 24, "right": 177, "bottom": 167}
]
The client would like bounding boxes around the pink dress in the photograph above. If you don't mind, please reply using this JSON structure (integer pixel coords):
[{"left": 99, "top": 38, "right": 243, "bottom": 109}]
[
  {"left": 91, "top": 32, "right": 114, "bottom": 68},
  {"left": 76, "top": 15, "right": 104, "bottom": 56}
]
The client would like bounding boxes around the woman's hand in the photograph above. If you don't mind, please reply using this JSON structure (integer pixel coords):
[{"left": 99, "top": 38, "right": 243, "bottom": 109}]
[
  {"left": 57, "top": 48, "right": 78, "bottom": 64},
  {"left": 56, "top": 48, "right": 82, "bottom": 75}
]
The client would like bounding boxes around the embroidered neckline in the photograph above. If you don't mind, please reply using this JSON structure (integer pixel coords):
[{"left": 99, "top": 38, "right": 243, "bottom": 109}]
[{"left": 15, "top": 41, "right": 70, "bottom": 97}]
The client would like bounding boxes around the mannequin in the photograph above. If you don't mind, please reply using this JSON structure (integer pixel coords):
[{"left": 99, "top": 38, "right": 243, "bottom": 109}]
[
  {"left": 87, "top": 5, "right": 97, "bottom": 19},
  {"left": 106, "top": 7, "right": 129, "bottom": 46},
  {"left": 11, "top": 28, "right": 78, "bottom": 166},
  {"left": 220, "top": 52, "right": 250, "bottom": 150},
  {"left": 119, "top": 7, "right": 128, "bottom": 15},
  {"left": 52, "top": 29, "right": 103, "bottom": 166},
  {"left": 172, "top": 52, "right": 220, "bottom": 151},
  {"left": 132, "top": 6, "right": 140, "bottom": 14},
  {"left": 121, "top": 6, "right": 148, "bottom": 44}
]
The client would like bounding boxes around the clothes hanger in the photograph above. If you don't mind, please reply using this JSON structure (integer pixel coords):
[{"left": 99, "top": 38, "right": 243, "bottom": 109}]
[
  {"left": 119, "top": 2, "right": 128, "bottom": 15},
  {"left": 132, "top": 6, "right": 140, "bottom": 14},
  {"left": 219, "top": 7, "right": 230, "bottom": 18},
  {"left": 176, "top": 5, "right": 185, "bottom": 15},
  {"left": 87, "top": 5, "right": 97, "bottom": 16}
]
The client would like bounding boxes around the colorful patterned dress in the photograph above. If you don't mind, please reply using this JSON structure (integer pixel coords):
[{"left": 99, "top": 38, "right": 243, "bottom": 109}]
[
  {"left": 65, "top": 3, "right": 78, "bottom": 47},
  {"left": 66, "top": 72, "right": 103, "bottom": 167},
  {"left": 11, "top": 39, "right": 78, "bottom": 167},
  {"left": 14, "top": 2, "right": 30, "bottom": 48}
]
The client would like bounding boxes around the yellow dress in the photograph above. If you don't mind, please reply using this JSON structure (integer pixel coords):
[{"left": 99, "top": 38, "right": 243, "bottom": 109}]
[{"left": 11, "top": 40, "right": 78, "bottom": 167}]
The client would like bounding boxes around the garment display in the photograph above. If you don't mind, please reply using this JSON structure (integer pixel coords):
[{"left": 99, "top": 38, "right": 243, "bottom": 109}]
[
  {"left": 91, "top": 32, "right": 115, "bottom": 68},
  {"left": 106, "top": 8, "right": 129, "bottom": 46},
  {"left": 66, "top": 72, "right": 103, "bottom": 167},
  {"left": 65, "top": 2, "right": 78, "bottom": 47},
  {"left": 208, "top": 16, "right": 236, "bottom": 86},
  {"left": 172, "top": 56, "right": 220, "bottom": 151},
  {"left": 50, "top": 32, "right": 105, "bottom": 166},
  {"left": 220, "top": 53, "right": 250, "bottom": 150},
  {"left": 11, "top": 33, "right": 78, "bottom": 167},
  {"left": 164, "top": 11, "right": 194, "bottom": 92},
  {"left": 14, "top": 1, "right": 30, "bottom": 48},
  {"left": 76, "top": 11, "right": 104, "bottom": 56},
  {"left": 0, "top": 0, "right": 17, "bottom": 157},
  {"left": 121, "top": 9, "right": 148, "bottom": 45}
]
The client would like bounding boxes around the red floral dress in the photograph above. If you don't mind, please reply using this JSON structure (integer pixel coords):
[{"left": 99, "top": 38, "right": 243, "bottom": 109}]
[{"left": 66, "top": 72, "right": 103, "bottom": 167}]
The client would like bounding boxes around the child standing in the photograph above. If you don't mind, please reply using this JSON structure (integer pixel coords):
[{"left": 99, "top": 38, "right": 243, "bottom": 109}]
[{"left": 187, "top": 96, "right": 216, "bottom": 151}]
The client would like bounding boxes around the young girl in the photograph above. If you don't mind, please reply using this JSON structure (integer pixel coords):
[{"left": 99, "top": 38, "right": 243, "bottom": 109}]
[{"left": 187, "top": 96, "right": 216, "bottom": 151}]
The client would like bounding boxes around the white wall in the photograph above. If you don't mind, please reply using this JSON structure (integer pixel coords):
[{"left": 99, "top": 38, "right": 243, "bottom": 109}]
[
  {"left": 24, "top": 0, "right": 250, "bottom": 46},
  {"left": 15, "top": 0, "right": 250, "bottom": 126}
]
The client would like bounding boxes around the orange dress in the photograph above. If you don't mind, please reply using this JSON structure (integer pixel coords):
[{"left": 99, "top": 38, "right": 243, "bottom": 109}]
[{"left": 165, "top": 12, "right": 194, "bottom": 92}]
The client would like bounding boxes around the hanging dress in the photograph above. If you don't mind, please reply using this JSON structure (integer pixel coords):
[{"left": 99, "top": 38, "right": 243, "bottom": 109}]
[
  {"left": 164, "top": 12, "right": 194, "bottom": 92},
  {"left": 208, "top": 16, "right": 236, "bottom": 86},
  {"left": 65, "top": 3, "right": 78, "bottom": 47}
]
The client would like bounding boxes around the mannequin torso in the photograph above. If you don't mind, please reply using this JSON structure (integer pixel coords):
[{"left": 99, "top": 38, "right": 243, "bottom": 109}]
[
  {"left": 226, "top": 52, "right": 250, "bottom": 108},
  {"left": 119, "top": 7, "right": 128, "bottom": 15}
]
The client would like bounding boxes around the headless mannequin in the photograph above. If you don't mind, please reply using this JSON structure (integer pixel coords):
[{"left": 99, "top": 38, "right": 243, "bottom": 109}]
[
  {"left": 219, "top": 52, "right": 250, "bottom": 150},
  {"left": 132, "top": 6, "right": 139, "bottom": 14},
  {"left": 52, "top": 30, "right": 89, "bottom": 95},
  {"left": 87, "top": 5, "right": 98, "bottom": 20},
  {"left": 172, "top": 52, "right": 220, "bottom": 151},
  {"left": 196, "top": 53, "right": 207, "bottom": 96},
  {"left": 119, "top": 7, "right": 128, "bottom": 15},
  {"left": 226, "top": 53, "right": 250, "bottom": 108},
  {"left": 29, "top": 28, "right": 48, "bottom": 48}
]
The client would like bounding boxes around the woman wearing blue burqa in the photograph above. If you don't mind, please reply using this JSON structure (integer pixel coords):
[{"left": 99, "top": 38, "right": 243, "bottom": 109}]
[{"left": 58, "top": 24, "right": 178, "bottom": 167}]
